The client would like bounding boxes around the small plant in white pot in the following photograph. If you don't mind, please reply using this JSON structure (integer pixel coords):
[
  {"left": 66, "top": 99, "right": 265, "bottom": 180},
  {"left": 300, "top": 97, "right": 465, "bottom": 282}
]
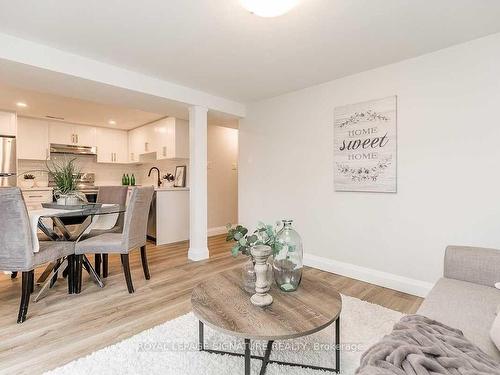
[
  {"left": 22, "top": 174, "right": 36, "bottom": 188},
  {"left": 46, "top": 157, "right": 85, "bottom": 205},
  {"left": 162, "top": 173, "right": 175, "bottom": 188}
]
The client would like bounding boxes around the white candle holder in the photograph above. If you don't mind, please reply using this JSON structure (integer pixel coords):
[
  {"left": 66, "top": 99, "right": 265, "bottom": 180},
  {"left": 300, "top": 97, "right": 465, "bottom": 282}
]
[{"left": 250, "top": 245, "right": 273, "bottom": 307}]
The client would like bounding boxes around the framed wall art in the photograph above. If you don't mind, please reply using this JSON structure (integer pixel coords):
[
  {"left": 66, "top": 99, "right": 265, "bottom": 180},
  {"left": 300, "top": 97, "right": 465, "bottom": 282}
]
[{"left": 334, "top": 96, "right": 397, "bottom": 192}]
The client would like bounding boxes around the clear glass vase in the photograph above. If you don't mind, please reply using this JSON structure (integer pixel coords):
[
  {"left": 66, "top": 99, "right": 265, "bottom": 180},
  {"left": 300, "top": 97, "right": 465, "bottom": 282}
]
[
  {"left": 241, "top": 257, "right": 273, "bottom": 294},
  {"left": 273, "top": 220, "right": 303, "bottom": 292}
]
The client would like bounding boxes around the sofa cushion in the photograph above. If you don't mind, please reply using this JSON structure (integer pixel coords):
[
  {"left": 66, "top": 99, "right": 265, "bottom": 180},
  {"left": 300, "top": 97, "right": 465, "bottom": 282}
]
[
  {"left": 492, "top": 313, "right": 500, "bottom": 352},
  {"left": 418, "top": 277, "right": 500, "bottom": 361}
]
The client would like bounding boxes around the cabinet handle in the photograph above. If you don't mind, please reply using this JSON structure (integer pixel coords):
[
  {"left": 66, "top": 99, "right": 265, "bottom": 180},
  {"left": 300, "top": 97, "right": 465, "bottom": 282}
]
[
  {"left": 71, "top": 134, "right": 74, "bottom": 143},
  {"left": 76, "top": 134, "right": 79, "bottom": 144},
  {"left": 111, "top": 152, "right": 114, "bottom": 162},
  {"left": 130, "top": 152, "right": 134, "bottom": 161},
  {"left": 162, "top": 146, "right": 167, "bottom": 157},
  {"left": 28, "top": 195, "right": 43, "bottom": 198},
  {"left": 145, "top": 142, "right": 149, "bottom": 152}
]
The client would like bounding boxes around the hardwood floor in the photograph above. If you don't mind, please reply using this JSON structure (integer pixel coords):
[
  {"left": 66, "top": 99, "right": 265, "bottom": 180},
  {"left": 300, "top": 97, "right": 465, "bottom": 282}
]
[{"left": 0, "top": 235, "right": 423, "bottom": 374}]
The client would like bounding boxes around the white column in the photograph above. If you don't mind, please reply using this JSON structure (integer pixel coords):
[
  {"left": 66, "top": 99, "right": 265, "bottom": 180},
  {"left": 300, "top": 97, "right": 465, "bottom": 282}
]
[{"left": 188, "top": 105, "right": 209, "bottom": 261}]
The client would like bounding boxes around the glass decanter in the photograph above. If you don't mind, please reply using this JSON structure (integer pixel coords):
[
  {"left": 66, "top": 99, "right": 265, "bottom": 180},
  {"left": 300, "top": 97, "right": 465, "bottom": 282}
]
[{"left": 273, "top": 220, "right": 303, "bottom": 292}]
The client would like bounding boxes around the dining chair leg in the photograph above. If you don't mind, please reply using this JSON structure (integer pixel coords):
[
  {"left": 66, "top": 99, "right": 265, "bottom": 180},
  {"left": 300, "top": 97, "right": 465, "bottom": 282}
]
[
  {"left": 67, "top": 255, "right": 74, "bottom": 294},
  {"left": 11, "top": 271, "right": 18, "bottom": 279},
  {"left": 140, "top": 245, "right": 150, "bottom": 280},
  {"left": 102, "top": 254, "right": 109, "bottom": 278},
  {"left": 29, "top": 271, "right": 34, "bottom": 294},
  {"left": 17, "top": 270, "right": 33, "bottom": 323},
  {"left": 50, "top": 259, "right": 61, "bottom": 288},
  {"left": 120, "top": 254, "right": 134, "bottom": 293},
  {"left": 75, "top": 255, "right": 83, "bottom": 294},
  {"left": 95, "top": 254, "right": 101, "bottom": 277}
]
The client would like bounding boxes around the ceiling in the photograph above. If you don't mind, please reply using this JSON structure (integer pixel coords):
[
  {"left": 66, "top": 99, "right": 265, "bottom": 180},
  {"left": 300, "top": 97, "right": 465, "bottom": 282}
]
[
  {"left": 0, "top": 1, "right": 499, "bottom": 102},
  {"left": 0, "top": 82, "right": 165, "bottom": 129}
]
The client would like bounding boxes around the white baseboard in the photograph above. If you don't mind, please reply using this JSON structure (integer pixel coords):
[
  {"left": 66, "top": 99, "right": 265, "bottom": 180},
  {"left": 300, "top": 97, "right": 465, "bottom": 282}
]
[
  {"left": 208, "top": 226, "right": 228, "bottom": 237},
  {"left": 304, "top": 253, "right": 433, "bottom": 298}
]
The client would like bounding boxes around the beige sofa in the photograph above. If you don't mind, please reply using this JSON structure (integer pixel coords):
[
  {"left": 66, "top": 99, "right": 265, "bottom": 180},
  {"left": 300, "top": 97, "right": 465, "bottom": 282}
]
[{"left": 417, "top": 245, "right": 500, "bottom": 361}]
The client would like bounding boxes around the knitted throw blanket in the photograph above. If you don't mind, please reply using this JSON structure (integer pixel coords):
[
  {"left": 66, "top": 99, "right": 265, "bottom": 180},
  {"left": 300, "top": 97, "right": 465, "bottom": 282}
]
[{"left": 356, "top": 315, "right": 500, "bottom": 375}]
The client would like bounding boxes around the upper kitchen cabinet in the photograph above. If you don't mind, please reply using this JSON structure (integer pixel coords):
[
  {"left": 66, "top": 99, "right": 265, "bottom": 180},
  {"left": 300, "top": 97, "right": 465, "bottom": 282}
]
[
  {"left": 17, "top": 117, "right": 50, "bottom": 160},
  {"left": 128, "top": 125, "right": 148, "bottom": 162},
  {"left": 96, "top": 127, "right": 128, "bottom": 163},
  {"left": 153, "top": 118, "right": 189, "bottom": 160},
  {"left": 0, "top": 111, "right": 17, "bottom": 136},
  {"left": 49, "top": 122, "right": 96, "bottom": 146}
]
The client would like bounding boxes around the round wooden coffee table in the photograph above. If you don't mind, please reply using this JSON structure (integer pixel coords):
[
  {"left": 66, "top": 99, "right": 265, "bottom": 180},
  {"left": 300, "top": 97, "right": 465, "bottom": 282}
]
[{"left": 191, "top": 268, "right": 342, "bottom": 374}]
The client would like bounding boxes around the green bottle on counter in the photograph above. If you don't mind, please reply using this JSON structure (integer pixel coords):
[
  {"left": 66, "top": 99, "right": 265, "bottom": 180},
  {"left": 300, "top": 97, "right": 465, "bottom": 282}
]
[
  {"left": 130, "top": 174, "right": 136, "bottom": 186},
  {"left": 121, "top": 174, "right": 126, "bottom": 185},
  {"left": 125, "top": 174, "right": 130, "bottom": 185}
]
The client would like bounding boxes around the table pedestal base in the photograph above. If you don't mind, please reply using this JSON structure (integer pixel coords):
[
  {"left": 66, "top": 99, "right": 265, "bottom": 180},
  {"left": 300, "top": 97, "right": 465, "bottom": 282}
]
[{"left": 198, "top": 320, "right": 340, "bottom": 375}]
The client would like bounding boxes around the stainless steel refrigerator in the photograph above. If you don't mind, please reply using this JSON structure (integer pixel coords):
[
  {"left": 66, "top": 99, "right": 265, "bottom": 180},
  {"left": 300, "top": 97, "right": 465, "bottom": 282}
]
[{"left": 0, "top": 136, "right": 16, "bottom": 187}]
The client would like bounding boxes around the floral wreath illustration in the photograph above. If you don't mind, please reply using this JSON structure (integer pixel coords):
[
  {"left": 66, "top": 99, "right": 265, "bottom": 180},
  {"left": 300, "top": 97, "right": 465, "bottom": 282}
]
[
  {"left": 337, "top": 156, "right": 392, "bottom": 182},
  {"left": 338, "top": 110, "right": 389, "bottom": 128}
]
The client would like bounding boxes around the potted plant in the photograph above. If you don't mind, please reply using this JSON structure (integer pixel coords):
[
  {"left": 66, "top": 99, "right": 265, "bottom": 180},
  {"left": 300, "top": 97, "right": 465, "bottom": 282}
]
[
  {"left": 21, "top": 173, "right": 36, "bottom": 188},
  {"left": 162, "top": 173, "right": 175, "bottom": 188},
  {"left": 46, "top": 157, "right": 83, "bottom": 205}
]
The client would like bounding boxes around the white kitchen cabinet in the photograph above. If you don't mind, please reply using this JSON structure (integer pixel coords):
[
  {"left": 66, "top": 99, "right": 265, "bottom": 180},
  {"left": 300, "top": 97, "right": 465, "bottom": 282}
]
[
  {"left": 17, "top": 117, "right": 50, "bottom": 160},
  {"left": 155, "top": 189, "right": 189, "bottom": 245},
  {"left": 128, "top": 125, "right": 148, "bottom": 162},
  {"left": 96, "top": 127, "right": 128, "bottom": 163},
  {"left": 0, "top": 111, "right": 17, "bottom": 136},
  {"left": 150, "top": 117, "right": 189, "bottom": 160},
  {"left": 21, "top": 188, "right": 53, "bottom": 211},
  {"left": 74, "top": 124, "right": 96, "bottom": 146},
  {"left": 127, "top": 117, "right": 189, "bottom": 162},
  {"left": 49, "top": 122, "right": 96, "bottom": 146}
]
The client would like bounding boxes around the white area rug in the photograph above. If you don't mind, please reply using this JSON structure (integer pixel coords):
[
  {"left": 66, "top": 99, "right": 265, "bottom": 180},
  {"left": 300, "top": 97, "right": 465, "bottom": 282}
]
[{"left": 45, "top": 295, "right": 402, "bottom": 375}]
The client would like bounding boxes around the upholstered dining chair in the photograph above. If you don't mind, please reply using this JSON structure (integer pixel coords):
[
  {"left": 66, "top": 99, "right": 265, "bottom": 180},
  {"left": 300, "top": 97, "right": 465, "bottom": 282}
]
[
  {"left": 0, "top": 188, "right": 75, "bottom": 323},
  {"left": 90, "top": 186, "right": 128, "bottom": 278},
  {"left": 75, "top": 186, "right": 154, "bottom": 293}
]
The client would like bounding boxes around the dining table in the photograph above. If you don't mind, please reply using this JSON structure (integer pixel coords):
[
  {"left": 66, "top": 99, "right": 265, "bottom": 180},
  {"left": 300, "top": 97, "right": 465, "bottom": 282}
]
[{"left": 28, "top": 203, "right": 126, "bottom": 301}]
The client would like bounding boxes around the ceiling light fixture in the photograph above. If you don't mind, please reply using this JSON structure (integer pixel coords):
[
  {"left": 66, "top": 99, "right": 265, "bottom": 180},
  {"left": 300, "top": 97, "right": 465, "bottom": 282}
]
[
  {"left": 108, "top": 120, "right": 116, "bottom": 125},
  {"left": 16, "top": 102, "right": 27, "bottom": 108},
  {"left": 240, "top": 0, "right": 300, "bottom": 17}
]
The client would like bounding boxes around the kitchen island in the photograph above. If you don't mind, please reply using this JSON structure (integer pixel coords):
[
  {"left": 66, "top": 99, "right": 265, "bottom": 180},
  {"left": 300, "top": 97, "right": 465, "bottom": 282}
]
[{"left": 145, "top": 187, "right": 189, "bottom": 245}]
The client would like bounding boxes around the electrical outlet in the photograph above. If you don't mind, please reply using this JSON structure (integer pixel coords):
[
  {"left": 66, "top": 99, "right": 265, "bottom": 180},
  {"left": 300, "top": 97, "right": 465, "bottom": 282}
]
[
  {"left": 232, "top": 163, "right": 238, "bottom": 170},
  {"left": 207, "top": 161, "right": 212, "bottom": 169}
]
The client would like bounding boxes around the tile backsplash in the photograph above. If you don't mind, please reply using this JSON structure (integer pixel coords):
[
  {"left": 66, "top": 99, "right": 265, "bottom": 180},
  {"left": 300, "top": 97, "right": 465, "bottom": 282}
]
[{"left": 18, "top": 154, "right": 188, "bottom": 187}]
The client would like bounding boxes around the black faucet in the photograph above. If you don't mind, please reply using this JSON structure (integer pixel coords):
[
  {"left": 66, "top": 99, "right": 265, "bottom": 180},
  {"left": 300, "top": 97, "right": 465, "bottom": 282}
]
[{"left": 148, "top": 167, "right": 161, "bottom": 187}]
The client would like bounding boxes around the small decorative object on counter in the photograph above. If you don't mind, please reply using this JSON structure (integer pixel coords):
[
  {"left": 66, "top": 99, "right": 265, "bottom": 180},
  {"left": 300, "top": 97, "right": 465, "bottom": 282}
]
[
  {"left": 162, "top": 173, "right": 175, "bottom": 188},
  {"left": 121, "top": 174, "right": 127, "bottom": 185},
  {"left": 130, "top": 174, "right": 136, "bottom": 186},
  {"left": 125, "top": 174, "right": 130, "bottom": 185},
  {"left": 273, "top": 220, "right": 303, "bottom": 292},
  {"left": 250, "top": 245, "right": 273, "bottom": 307},
  {"left": 22, "top": 173, "right": 36, "bottom": 188},
  {"left": 173, "top": 165, "right": 187, "bottom": 187}
]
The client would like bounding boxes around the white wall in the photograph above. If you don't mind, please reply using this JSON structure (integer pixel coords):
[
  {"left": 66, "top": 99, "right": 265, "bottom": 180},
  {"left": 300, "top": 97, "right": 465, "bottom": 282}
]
[
  {"left": 207, "top": 125, "right": 238, "bottom": 231},
  {"left": 239, "top": 33, "right": 500, "bottom": 296}
]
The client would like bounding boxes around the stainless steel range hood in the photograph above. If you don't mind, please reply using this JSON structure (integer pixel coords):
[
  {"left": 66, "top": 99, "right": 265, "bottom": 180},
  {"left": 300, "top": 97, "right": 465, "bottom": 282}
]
[{"left": 50, "top": 143, "right": 97, "bottom": 155}]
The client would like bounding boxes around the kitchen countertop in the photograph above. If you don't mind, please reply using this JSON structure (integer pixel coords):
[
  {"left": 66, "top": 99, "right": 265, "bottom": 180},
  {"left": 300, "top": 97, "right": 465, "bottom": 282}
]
[
  {"left": 155, "top": 187, "right": 189, "bottom": 192},
  {"left": 123, "top": 185, "right": 189, "bottom": 191}
]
